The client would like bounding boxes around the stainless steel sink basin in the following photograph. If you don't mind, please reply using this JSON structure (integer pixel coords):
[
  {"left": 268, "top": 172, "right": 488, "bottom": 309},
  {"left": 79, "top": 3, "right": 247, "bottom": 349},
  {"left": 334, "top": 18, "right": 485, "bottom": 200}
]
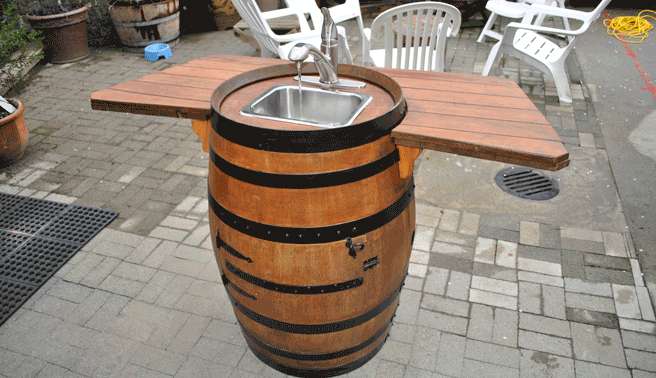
[{"left": 240, "top": 85, "right": 372, "bottom": 129}]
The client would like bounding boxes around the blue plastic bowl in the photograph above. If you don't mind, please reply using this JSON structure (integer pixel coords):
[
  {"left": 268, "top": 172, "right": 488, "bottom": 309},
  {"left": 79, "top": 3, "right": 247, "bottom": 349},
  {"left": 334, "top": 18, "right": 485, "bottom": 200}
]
[{"left": 144, "top": 43, "right": 173, "bottom": 62}]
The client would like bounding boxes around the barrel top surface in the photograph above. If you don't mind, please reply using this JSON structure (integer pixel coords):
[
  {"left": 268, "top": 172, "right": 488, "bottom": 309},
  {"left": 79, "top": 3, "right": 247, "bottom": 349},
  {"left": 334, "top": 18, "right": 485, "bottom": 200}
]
[
  {"left": 219, "top": 75, "right": 395, "bottom": 132},
  {"left": 90, "top": 54, "right": 569, "bottom": 170}
]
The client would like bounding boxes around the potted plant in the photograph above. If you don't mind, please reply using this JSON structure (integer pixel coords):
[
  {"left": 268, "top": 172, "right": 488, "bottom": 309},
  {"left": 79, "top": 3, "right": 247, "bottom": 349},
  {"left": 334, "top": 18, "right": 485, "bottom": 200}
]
[
  {"left": 1, "top": 1, "right": 42, "bottom": 94},
  {"left": 20, "top": 0, "right": 91, "bottom": 64},
  {"left": 0, "top": 97, "right": 28, "bottom": 167}
]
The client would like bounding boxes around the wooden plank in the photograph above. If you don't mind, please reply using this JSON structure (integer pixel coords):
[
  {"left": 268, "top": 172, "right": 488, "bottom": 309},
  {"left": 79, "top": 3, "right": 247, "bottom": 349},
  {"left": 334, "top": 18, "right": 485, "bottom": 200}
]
[
  {"left": 392, "top": 125, "right": 569, "bottom": 171},
  {"left": 111, "top": 81, "right": 214, "bottom": 102},
  {"left": 401, "top": 112, "right": 561, "bottom": 142},
  {"left": 375, "top": 66, "right": 515, "bottom": 87},
  {"left": 91, "top": 89, "right": 209, "bottom": 119},
  {"left": 391, "top": 76, "right": 526, "bottom": 98},
  {"left": 402, "top": 87, "right": 537, "bottom": 110},
  {"left": 409, "top": 99, "right": 549, "bottom": 125}
]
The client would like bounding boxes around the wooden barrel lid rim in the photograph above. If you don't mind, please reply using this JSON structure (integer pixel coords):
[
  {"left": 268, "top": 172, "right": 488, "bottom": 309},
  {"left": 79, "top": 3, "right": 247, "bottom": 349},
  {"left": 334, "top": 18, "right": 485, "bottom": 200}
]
[{"left": 210, "top": 63, "right": 408, "bottom": 153}]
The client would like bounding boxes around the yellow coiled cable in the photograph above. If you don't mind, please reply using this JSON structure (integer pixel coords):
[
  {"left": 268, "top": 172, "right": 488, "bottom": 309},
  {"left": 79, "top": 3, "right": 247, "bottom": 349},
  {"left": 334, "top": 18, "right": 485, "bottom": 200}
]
[{"left": 604, "top": 10, "right": 656, "bottom": 43}]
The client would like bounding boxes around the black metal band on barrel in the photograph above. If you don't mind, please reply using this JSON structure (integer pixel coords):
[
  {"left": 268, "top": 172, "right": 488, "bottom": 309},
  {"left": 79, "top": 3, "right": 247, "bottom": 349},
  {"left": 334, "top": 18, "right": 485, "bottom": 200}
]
[
  {"left": 227, "top": 282, "right": 402, "bottom": 334},
  {"left": 208, "top": 182, "right": 414, "bottom": 244},
  {"left": 216, "top": 234, "right": 253, "bottom": 263},
  {"left": 241, "top": 320, "right": 391, "bottom": 361},
  {"left": 221, "top": 274, "right": 256, "bottom": 300},
  {"left": 210, "top": 64, "right": 407, "bottom": 153},
  {"left": 247, "top": 329, "right": 386, "bottom": 377},
  {"left": 225, "top": 260, "right": 363, "bottom": 295},
  {"left": 210, "top": 149, "right": 400, "bottom": 189}
]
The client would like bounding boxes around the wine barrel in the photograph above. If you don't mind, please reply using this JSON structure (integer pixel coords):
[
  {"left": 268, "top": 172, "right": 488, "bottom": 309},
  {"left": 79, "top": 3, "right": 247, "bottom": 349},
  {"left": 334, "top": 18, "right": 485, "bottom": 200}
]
[
  {"left": 209, "top": 63, "right": 413, "bottom": 376},
  {"left": 109, "top": 0, "right": 180, "bottom": 48}
]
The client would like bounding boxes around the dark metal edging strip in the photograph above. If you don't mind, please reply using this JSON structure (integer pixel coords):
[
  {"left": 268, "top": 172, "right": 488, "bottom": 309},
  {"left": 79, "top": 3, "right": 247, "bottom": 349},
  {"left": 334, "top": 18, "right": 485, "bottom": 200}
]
[
  {"left": 227, "top": 282, "right": 402, "bottom": 334},
  {"left": 210, "top": 149, "right": 400, "bottom": 189},
  {"left": 217, "top": 234, "right": 253, "bottom": 263},
  {"left": 241, "top": 320, "right": 391, "bottom": 361},
  {"left": 208, "top": 181, "right": 414, "bottom": 244},
  {"left": 225, "top": 260, "right": 363, "bottom": 295},
  {"left": 221, "top": 274, "right": 256, "bottom": 300}
]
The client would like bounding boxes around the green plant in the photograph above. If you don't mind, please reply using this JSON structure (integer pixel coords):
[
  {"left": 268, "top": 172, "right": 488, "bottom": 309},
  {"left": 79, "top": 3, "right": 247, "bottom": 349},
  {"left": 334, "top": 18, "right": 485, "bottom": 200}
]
[
  {"left": 0, "top": 2, "right": 40, "bottom": 67},
  {"left": 0, "top": 1, "right": 42, "bottom": 92},
  {"left": 17, "top": 0, "right": 87, "bottom": 16}
]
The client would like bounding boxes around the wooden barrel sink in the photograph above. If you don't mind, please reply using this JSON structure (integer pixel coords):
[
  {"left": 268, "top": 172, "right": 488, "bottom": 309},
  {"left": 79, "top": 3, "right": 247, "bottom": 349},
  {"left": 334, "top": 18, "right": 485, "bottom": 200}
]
[{"left": 209, "top": 64, "right": 413, "bottom": 376}]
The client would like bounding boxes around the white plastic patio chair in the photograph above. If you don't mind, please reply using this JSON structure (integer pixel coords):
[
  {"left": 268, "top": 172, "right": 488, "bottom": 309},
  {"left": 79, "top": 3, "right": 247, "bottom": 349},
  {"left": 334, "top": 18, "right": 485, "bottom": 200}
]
[
  {"left": 482, "top": 0, "right": 613, "bottom": 103},
  {"left": 476, "top": 0, "right": 571, "bottom": 43},
  {"left": 286, "top": 0, "right": 367, "bottom": 63},
  {"left": 231, "top": 0, "right": 352, "bottom": 63},
  {"left": 363, "top": 2, "right": 462, "bottom": 72}
]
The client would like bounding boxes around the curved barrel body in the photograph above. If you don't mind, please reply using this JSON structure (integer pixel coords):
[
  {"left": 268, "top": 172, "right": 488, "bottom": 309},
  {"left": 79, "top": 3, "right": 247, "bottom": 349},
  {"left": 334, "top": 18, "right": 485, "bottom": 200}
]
[{"left": 209, "top": 64, "right": 413, "bottom": 376}]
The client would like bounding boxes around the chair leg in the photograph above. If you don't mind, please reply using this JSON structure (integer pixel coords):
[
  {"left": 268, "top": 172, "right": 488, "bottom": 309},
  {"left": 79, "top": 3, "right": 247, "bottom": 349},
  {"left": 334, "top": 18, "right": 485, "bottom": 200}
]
[
  {"left": 551, "top": 63, "right": 572, "bottom": 103},
  {"left": 477, "top": 12, "right": 497, "bottom": 43},
  {"left": 482, "top": 42, "right": 502, "bottom": 76}
]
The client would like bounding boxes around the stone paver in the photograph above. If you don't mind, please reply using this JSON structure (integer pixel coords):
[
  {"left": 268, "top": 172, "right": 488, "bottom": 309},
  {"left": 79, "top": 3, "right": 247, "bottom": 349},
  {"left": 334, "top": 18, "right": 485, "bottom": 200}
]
[{"left": 0, "top": 17, "right": 653, "bottom": 378}]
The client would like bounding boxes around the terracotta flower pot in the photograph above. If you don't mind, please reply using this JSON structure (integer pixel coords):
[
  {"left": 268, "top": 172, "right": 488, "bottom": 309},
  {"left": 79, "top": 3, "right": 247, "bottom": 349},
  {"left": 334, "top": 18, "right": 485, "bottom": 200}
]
[
  {"left": 26, "top": 5, "right": 90, "bottom": 64},
  {"left": 0, "top": 100, "right": 29, "bottom": 167}
]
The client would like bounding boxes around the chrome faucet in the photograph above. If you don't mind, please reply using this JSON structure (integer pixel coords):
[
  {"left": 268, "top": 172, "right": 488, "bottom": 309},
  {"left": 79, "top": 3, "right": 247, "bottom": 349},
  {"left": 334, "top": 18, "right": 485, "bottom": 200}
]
[
  {"left": 288, "top": 7, "right": 339, "bottom": 87},
  {"left": 288, "top": 7, "right": 365, "bottom": 89},
  {"left": 288, "top": 43, "right": 339, "bottom": 86}
]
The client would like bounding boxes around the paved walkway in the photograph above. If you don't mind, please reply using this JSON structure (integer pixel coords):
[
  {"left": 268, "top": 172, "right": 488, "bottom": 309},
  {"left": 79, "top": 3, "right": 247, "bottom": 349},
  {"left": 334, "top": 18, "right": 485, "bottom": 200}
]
[{"left": 1, "top": 20, "right": 655, "bottom": 378}]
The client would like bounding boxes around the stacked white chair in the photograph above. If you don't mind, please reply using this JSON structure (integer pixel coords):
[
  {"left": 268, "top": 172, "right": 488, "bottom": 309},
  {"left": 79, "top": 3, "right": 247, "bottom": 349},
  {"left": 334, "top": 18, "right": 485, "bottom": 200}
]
[
  {"left": 482, "top": 0, "right": 613, "bottom": 103},
  {"left": 477, "top": 0, "right": 570, "bottom": 43},
  {"left": 231, "top": 0, "right": 352, "bottom": 62},
  {"left": 363, "top": 2, "right": 462, "bottom": 72}
]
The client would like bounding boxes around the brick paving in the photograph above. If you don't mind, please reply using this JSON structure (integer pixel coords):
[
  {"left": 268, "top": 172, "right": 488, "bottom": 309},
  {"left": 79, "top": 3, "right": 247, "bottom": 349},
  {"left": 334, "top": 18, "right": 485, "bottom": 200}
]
[{"left": 1, "top": 20, "right": 655, "bottom": 378}]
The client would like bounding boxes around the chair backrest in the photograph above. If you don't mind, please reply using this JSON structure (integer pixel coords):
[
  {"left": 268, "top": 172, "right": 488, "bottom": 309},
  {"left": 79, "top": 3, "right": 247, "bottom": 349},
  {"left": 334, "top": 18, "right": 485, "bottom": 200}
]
[
  {"left": 283, "top": 0, "right": 323, "bottom": 26},
  {"left": 232, "top": 0, "right": 280, "bottom": 56},
  {"left": 369, "top": 2, "right": 461, "bottom": 71},
  {"left": 329, "top": 0, "right": 363, "bottom": 23}
]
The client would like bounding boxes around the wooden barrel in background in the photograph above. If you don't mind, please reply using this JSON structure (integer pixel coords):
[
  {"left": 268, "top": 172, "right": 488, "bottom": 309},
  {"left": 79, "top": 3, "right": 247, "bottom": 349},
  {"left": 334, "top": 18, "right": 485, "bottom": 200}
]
[
  {"left": 208, "top": 63, "right": 413, "bottom": 376},
  {"left": 109, "top": 0, "right": 180, "bottom": 48}
]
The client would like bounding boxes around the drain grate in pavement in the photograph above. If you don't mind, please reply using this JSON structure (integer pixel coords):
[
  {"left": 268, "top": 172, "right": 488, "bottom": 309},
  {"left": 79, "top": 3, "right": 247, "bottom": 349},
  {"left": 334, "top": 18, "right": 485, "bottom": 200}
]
[
  {"left": 0, "top": 193, "right": 117, "bottom": 325},
  {"left": 495, "top": 167, "right": 559, "bottom": 201}
]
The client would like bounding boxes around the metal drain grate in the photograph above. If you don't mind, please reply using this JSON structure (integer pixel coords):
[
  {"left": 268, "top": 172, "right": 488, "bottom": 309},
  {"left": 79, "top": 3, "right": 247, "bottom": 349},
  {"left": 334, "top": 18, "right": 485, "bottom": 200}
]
[
  {"left": 0, "top": 193, "right": 118, "bottom": 325},
  {"left": 495, "top": 167, "right": 559, "bottom": 201}
]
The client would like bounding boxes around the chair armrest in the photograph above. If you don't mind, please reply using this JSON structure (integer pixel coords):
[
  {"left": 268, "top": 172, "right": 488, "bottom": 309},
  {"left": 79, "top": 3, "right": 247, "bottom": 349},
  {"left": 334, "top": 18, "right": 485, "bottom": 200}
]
[
  {"left": 261, "top": 8, "right": 304, "bottom": 20},
  {"left": 506, "top": 21, "right": 585, "bottom": 36},
  {"left": 525, "top": 3, "right": 590, "bottom": 21},
  {"left": 271, "top": 29, "right": 321, "bottom": 43},
  {"left": 261, "top": 7, "right": 315, "bottom": 33}
]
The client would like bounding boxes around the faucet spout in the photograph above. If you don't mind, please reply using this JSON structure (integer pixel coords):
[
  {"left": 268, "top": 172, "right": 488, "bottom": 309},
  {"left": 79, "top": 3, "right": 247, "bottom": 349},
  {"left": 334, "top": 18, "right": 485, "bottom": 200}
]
[{"left": 288, "top": 43, "right": 339, "bottom": 87}]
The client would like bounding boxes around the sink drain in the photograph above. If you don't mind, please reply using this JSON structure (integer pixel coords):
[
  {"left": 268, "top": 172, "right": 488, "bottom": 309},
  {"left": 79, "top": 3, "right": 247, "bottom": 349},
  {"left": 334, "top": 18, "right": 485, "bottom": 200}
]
[{"left": 495, "top": 167, "right": 559, "bottom": 201}]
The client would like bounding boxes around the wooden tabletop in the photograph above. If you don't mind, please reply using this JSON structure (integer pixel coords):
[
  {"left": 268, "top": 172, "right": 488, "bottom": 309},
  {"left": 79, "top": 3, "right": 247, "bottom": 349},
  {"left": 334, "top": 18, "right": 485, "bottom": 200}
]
[{"left": 90, "top": 55, "right": 569, "bottom": 171}]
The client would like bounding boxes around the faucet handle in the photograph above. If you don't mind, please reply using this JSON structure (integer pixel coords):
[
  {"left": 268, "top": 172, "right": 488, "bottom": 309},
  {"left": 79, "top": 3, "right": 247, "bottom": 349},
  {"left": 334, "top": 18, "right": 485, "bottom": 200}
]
[{"left": 321, "top": 7, "right": 337, "bottom": 43}]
